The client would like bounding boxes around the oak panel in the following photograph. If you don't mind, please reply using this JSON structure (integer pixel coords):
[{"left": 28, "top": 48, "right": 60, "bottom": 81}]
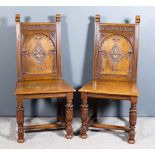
[
  {"left": 21, "top": 33, "right": 57, "bottom": 78},
  {"left": 98, "top": 34, "right": 133, "bottom": 80}
]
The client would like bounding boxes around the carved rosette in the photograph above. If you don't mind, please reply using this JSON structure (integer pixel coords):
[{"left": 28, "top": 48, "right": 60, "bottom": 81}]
[
  {"left": 110, "top": 44, "right": 121, "bottom": 62},
  {"left": 32, "top": 35, "right": 46, "bottom": 64},
  {"left": 109, "top": 37, "right": 122, "bottom": 71}
]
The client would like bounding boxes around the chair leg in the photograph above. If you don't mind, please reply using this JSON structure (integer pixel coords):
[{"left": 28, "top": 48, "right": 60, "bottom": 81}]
[
  {"left": 80, "top": 92, "right": 88, "bottom": 139},
  {"left": 16, "top": 95, "right": 25, "bottom": 143},
  {"left": 128, "top": 97, "right": 137, "bottom": 144},
  {"left": 65, "top": 92, "right": 73, "bottom": 139}
]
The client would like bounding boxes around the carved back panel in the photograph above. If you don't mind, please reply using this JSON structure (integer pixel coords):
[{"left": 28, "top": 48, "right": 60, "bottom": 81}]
[
  {"left": 16, "top": 14, "right": 62, "bottom": 81},
  {"left": 93, "top": 15, "right": 140, "bottom": 82}
]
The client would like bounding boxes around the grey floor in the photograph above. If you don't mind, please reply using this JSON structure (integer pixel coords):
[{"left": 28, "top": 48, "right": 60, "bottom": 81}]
[{"left": 0, "top": 117, "right": 155, "bottom": 149}]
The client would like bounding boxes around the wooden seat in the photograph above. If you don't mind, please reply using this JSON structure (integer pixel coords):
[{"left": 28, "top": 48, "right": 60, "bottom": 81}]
[
  {"left": 79, "top": 15, "right": 140, "bottom": 144},
  {"left": 15, "top": 14, "right": 75, "bottom": 143},
  {"left": 79, "top": 80, "right": 139, "bottom": 96},
  {"left": 16, "top": 79, "right": 75, "bottom": 95}
]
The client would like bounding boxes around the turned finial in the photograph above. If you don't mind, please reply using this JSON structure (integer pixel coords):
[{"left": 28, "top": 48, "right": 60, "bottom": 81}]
[
  {"left": 15, "top": 14, "right": 20, "bottom": 22},
  {"left": 56, "top": 14, "right": 61, "bottom": 22},
  {"left": 95, "top": 14, "right": 100, "bottom": 22},
  {"left": 136, "top": 15, "right": 140, "bottom": 24}
]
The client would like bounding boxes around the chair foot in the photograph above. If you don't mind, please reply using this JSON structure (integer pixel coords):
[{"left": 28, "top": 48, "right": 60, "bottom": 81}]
[
  {"left": 128, "top": 139, "right": 135, "bottom": 144},
  {"left": 66, "top": 134, "right": 73, "bottom": 139},
  {"left": 17, "top": 138, "right": 25, "bottom": 143},
  {"left": 66, "top": 124, "right": 73, "bottom": 139},
  {"left": 80, "top": 133, "right": 87, "bottom": 139}
]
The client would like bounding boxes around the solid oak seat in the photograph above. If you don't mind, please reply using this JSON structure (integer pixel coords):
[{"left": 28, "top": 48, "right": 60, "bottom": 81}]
[
  {"left": 16, "top": 79, "right": 75, "bottom": 95},
  {"left": 79, "top": 80, "right": 139, "bottom": 96}
]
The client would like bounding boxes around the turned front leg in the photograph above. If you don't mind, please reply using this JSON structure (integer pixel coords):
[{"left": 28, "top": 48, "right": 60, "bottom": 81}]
[
  {"left": 128, "top": 97, "right": 137, "bottom": 144},
  {"left": 65, "top": 92, "right": 73, "bottom": 139},
  {"left": 16, "top": 95, "right": 25, "bottom": 143},
  {"left": 80, "top": 93, "right": 88, "bottom": 139}
]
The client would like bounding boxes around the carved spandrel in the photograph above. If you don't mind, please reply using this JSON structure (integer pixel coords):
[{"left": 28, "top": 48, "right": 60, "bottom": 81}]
[
  {"left": 49, "top": 32, "right": 56, "bottom": 47},
  {"left": 21, "top": 25, "right": 56, "bottom": 50}
]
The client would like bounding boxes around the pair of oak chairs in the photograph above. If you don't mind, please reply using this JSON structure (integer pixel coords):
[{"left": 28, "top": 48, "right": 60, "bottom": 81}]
[{"left": 15, "top": 14, "right": 140, "bottom": 144}]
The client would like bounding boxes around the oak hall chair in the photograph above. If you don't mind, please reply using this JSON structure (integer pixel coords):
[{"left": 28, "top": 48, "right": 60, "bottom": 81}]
[
  {"left": 15, "top": 14, "right": 75, "bottom": 143},
  {"left": 79, "top": 15, "right": 140, "bottom": 144}
]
